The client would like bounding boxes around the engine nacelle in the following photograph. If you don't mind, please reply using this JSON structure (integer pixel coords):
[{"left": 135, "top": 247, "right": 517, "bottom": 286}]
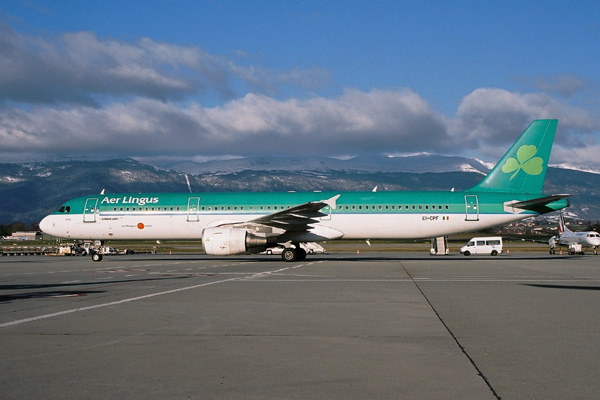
[{"left": 202, "top": 227, "right": 268, "bottom": 255}]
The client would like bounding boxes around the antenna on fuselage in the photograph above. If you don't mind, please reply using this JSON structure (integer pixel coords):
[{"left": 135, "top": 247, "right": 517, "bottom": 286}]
[{"left": 100, "top": 189, "right": 105, "bottom": 195}]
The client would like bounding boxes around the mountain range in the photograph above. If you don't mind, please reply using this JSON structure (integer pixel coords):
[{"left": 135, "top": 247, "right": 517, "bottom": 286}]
[{"left": 1, "top": 155, "right": 599, "bottom": 224}]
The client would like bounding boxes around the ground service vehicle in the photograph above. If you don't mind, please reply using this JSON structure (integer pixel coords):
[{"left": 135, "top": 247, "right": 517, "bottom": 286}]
[{"left": 460, "top": 237, "right": 503, "bottom": 256}]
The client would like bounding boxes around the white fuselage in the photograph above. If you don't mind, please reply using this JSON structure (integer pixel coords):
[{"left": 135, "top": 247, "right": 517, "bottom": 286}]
[
  {"left": 558, "top": 231, "right": 600, "bottom": 248},
  {"left": 40, "top": 209, "right": 527, "bottom": 242}
]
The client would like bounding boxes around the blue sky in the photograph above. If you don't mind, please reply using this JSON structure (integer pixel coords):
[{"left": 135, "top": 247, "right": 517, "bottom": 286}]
[{"left": 1, "top": 0, "right": 599, "bottom": 169}]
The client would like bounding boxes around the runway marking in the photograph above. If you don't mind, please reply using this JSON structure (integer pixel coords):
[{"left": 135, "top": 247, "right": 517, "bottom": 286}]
[{"left": 0, "top": 264, "right": 302, "bottom": 329}]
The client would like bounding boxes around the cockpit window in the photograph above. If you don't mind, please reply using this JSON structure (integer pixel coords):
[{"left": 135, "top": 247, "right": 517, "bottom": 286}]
[{"left": 58, "top": 206, "right": 71, "bottom": 213}]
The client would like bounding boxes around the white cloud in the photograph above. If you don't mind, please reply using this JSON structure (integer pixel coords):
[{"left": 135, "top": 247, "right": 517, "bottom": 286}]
[
  {"left": 0, "top": 21, "right": 328, "bottom": 105},
  {"left": 451, "top": 88, "right": 600, "bottom": 164},
  {"left": 1, "top": 85, "right": 599, "bottom": 168},
  {"left": 529, "top": 75, "right": 591, "bottom": 98},
  {"left": 1, "top": 21, "right": 599, "bottom": 170},
  {"left": 0, "top": 89, "right": 450, "bottom": 156}
]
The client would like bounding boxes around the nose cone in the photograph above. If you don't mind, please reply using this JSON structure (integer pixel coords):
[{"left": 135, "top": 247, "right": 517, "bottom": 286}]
[{"left": 39, "top": 215, "right": 55, "bottom": 236}]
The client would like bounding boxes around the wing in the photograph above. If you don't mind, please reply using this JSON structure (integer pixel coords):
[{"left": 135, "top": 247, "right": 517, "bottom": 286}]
[{"left": 249, "top": 195, "right": 341, "bottom": 231}]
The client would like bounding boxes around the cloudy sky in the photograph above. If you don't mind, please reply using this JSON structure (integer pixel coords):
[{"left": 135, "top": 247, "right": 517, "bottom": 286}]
[{"left": 1, "top": 1, "right": 599, "bottom": 169}]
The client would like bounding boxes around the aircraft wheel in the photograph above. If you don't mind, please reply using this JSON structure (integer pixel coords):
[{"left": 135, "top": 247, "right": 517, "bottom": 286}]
[
  {"left": 282, "top": 248, "right": 297, "bottom": 262},
  {"left": 297, "top": 248, "right": 307, "bottom": 261},
  {"left": 91, "top": 253, "right": 103, "bottom": 262}
]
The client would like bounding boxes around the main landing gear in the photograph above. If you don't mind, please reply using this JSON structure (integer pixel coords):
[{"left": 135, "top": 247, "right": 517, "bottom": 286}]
[{"left": 281, "top": 245, "right": 307, "bottom": 262}]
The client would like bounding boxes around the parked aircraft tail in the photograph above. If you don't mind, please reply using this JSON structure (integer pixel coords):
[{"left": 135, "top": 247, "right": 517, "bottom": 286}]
[
  {"left": 558, "top": 209, "right": 571, "bottom": 234},
  {"left": 469, "top": 119, "right": 558, "bottom": 194}
]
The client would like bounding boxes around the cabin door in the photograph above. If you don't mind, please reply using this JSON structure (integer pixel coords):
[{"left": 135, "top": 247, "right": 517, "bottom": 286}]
[
  {"left": 187, "top": 197, "right": 200, "bottom": 222},
  {"left": 83, "top": 198, "right": 98, "bottom": 223},
  {"left": 464, "top": 195, "right": 479, "bottom": 221}
]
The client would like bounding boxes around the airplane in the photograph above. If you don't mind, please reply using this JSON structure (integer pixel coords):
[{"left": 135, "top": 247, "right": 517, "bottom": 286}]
[
  {"left": 40, "top": 119, "right": 570, "bottom": 262},
  {"left": 549, "top": 210, "right": 600, "bottom": 255}
]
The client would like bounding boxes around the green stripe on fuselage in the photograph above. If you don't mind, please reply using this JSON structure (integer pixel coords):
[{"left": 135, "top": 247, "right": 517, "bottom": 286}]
[{"left": 52, "top": 190, "right": 566, "bottom": 217}]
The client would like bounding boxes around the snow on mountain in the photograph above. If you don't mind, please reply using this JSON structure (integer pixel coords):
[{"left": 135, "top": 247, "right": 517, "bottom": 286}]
[
  {"left": 160, "top": 154, "right": 491, "bottom": 175},
  {"left": 550, "top": 163, "right": 600, "bottom": 175}
]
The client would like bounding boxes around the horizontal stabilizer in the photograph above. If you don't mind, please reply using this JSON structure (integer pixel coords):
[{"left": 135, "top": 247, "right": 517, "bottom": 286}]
[{"left": 504, "top": 194, "right": 571, "bottom": 213}]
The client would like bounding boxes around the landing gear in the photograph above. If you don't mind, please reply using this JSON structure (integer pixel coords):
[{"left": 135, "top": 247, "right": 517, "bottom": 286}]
[
  {"left": 281, "top": 245, "right": 307, "bottom": 262},
  {"left": 91, "top": 252, "right": 103, "bottom": 262}
]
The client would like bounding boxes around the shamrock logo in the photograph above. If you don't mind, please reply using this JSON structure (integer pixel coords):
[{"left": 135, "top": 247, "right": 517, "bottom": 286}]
[{"left": 501, "top": 145, "right": 544, "bottom": 180}]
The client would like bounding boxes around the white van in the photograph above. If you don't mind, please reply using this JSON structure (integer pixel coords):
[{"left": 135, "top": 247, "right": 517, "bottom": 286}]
[{"left": 460, "top": 237, "right": 503, "bottom": 256}]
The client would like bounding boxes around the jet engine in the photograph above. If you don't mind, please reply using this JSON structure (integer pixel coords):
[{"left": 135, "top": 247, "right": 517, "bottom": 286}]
[{"left": 202, "top": 227, "right": 268, "bottom": 255}]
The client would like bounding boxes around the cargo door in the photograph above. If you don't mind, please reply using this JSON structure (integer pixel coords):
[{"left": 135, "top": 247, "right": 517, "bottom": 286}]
[
  {"left": 464, "top": 195, "right": 479, "bottom": 221},
  {"left": 83, "top": 198, "right": 98, "bottom": 223},
  {"left": 187, "top": 197, "right": 200, "bottom": 222}
]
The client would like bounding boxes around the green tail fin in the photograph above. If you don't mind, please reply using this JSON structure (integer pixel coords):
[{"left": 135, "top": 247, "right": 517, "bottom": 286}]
[{"left": 469, "top": 119, "right": 558, "bottom": 194}]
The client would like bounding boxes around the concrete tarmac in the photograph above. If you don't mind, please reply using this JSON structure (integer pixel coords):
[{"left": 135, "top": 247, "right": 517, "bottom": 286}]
[{"left": 1, "top": 252, "right": 599, "bottom": 399}]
